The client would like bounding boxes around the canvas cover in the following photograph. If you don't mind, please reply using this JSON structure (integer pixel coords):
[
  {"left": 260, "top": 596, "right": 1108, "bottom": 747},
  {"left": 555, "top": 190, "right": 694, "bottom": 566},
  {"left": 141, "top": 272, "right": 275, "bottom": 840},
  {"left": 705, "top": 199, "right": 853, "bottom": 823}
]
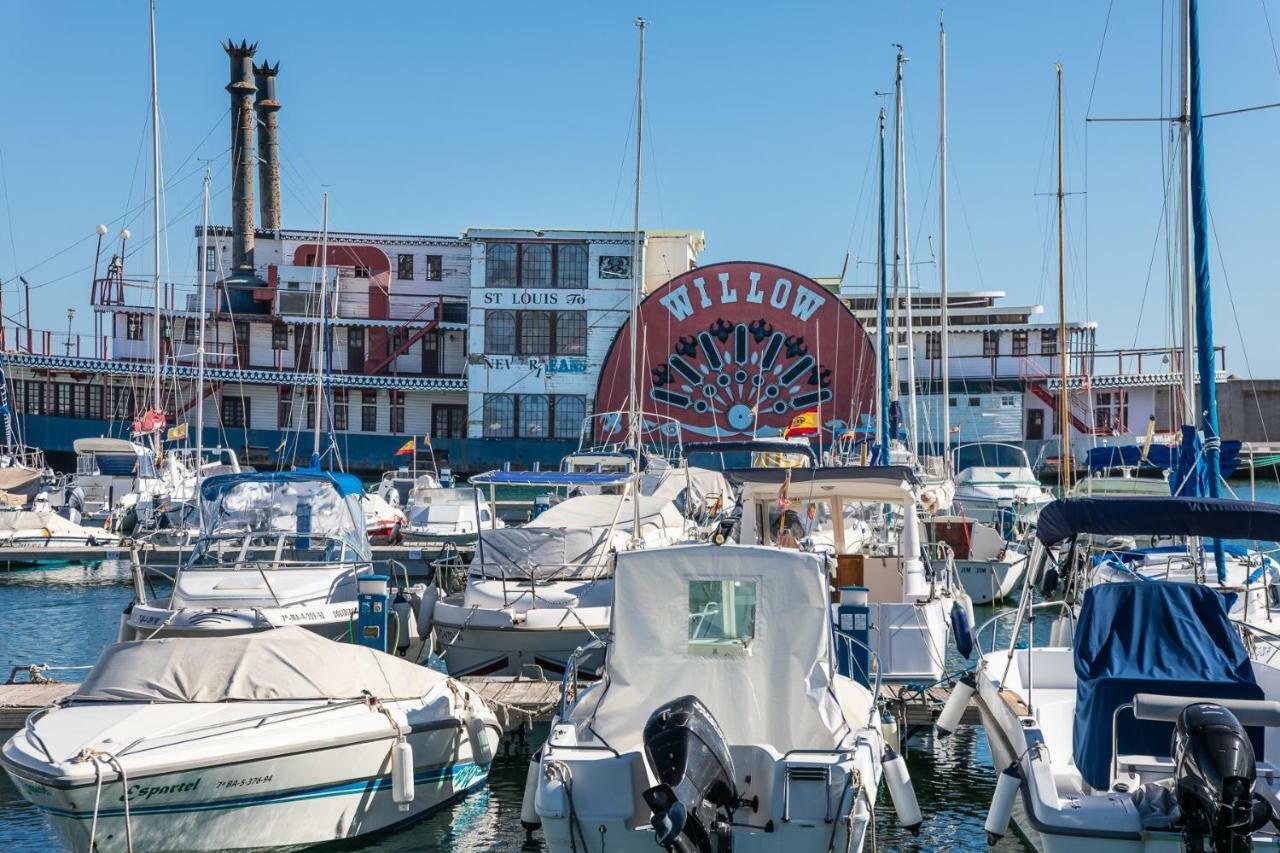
[
  {"left": 1072, "top": 583, "right": 1262, "bottom": 791},
  {"left": 72, "top": 626, "right": 446, "bottom": 703},
  {"left": 580, "top": 544, "right": 850, "bottom": 752},
  {"left": 1037, "top": 496, "right": 1280, "bottom": 546}
]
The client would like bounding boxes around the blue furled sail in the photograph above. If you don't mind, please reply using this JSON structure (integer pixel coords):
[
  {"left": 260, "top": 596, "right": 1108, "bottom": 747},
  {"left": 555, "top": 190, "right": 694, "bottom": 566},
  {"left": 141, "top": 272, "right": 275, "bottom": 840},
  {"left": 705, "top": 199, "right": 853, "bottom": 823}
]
[
  {"left": 876, "top": 109, "right": 890, "bottom": 465},
  {"left": 0, "top": 366, "right": 14, "bottom": 450}
]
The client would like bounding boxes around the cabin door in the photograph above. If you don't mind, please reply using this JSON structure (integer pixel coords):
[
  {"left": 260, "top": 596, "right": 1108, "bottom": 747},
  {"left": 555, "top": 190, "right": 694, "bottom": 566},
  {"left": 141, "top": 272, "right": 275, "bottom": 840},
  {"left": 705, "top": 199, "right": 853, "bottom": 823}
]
[{"left": 1026, "top": 408, "right": 1045, "bottom": 440}]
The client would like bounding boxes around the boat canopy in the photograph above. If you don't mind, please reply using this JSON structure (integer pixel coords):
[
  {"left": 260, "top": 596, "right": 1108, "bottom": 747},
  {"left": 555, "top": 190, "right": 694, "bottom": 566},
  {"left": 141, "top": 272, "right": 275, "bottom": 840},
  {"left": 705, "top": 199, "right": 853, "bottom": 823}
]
[
  {"left": 952, "top": 442, "right": 1030, "bottom": 472},
  {"left": 1036, "top": 496, "right": 1280, "bottom": 545},
  {"left": 580, "top": 543, "right": 850, "bottom": 752},
  {"left": 1086, "top": 442, "right": 1241, "bottom": 475},
  {"left": 685, "top": 439, "right": 818, "bottom": 466},
  {"left": 71, "top": 626, "right": 447, "bottom": 703},
  {"left": 1072, "top": 583, "right": 1262, "bottom": 791},
  {"left": 469, "top": 470, "right": 633, "bottom": 487}
]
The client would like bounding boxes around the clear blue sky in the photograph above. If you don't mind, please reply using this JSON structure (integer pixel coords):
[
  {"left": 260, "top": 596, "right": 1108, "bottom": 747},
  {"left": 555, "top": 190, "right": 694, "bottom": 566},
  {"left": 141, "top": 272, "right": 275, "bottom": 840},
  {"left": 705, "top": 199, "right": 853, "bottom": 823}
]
[{"left": 2, "top": 2, "right": 1279, "bottom": 375}]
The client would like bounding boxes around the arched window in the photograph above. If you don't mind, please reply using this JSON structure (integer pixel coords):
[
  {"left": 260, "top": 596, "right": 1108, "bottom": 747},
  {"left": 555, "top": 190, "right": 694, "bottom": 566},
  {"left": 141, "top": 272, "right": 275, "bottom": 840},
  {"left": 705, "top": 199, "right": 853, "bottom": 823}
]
[
  {"left": 521, "top": 244, "right": 552, "bottom": 289},
  {"left": 556, "top": 245, "right": 588, "bottom": 288},
  {"left": 519, "top": 394, "right": 549, "bottom": 437},
  {"left": 555, "top": 311, "right": 587, "bottom": 355},
  {"left": 554, "top": 396, "right": 586, "bottom": 439},
  {"left": 483, "top": 394, "right": 515, "bottom": 438},
  {"left": 485, "top": 243, "right": 516, "bottom": 287},
  {"left": 485, "top": 311, "right": 516, "bottom": 354},
  {"left": 520, "top": 311, "right": 551, "bottom": 356}
]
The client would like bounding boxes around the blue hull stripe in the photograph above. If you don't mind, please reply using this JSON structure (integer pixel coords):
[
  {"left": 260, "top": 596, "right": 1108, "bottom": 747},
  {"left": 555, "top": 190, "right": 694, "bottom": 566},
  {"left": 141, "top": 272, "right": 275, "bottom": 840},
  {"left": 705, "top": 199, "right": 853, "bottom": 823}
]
[{"left": 32, "top": 762, "right": 486, "bottom": 820}]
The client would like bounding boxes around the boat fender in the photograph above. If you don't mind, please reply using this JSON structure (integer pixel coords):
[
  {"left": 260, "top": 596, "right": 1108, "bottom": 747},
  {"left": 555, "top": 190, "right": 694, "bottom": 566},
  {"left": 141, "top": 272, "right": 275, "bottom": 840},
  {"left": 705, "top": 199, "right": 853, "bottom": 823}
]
[
  {"left": 1040, "top": 565, "right": 1060, "bottom": 597},
  {"left": 521, "top": 748, "right": 543, "bottom": 834},
  {"left": 985, "top": 762, "right": 1022, "bottom": 845},
  {"left": 392, "top": 592, "right": 416, "bottom": 656},
  {"left": 417, "top": 585, "right": 439, "bottom": 640},
  {"left": 881, "top": 746, "right": 922, "bottom": 835},
  {"left": 880, "top": 710, "right": 900, "bottom": 754},
  {"left": 960, "top": 590, "right": 976, "bottom": 638},
  {"left": 466, "top": 702, "right": 498, "bottom": 767},
  {"left": 950, "top": 601, "right": 974, "bottom": 659},
  {"left": 935, "top": 672, "right": 977, "bottom": 738},
  {"left": 392, "top": 739, "right": 415, "bottom": 811}
]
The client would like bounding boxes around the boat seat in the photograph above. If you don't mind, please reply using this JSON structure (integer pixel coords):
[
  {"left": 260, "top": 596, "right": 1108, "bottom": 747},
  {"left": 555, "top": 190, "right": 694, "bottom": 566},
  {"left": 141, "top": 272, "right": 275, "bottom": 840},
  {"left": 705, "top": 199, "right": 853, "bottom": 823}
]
[{"left": 464, "top": 579, "right": 579, "bottom": 614}]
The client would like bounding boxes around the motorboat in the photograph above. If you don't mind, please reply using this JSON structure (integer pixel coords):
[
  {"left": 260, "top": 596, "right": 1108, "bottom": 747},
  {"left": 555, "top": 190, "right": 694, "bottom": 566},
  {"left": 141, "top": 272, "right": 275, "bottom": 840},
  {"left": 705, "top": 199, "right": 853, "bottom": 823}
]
[
  {"left": 427, "top": 469, "right": 695, "bottom": 678},
  {"left": 973, "top": 497, "right": 1280, "bottom": 850},
  {"left": 926, "top": 514, "right": 1028, "bottom": 605},
  {"left": 64, "top": 437, "right": 163, "bottom": 524},
  {"left": 0, "top": 505, "right": 120, "bottom": 550},
  {"left": 1, "top": 627, "right": 501, "bottom": 852},
  {"left": 951, "top": 442, "right": 1053, "bottom": 527},
  {"left": 378, "top": 466, "right": 441, "bottom": 510},
  {"left": 529, "top": 543, "right": 921, "bottom": 851},
  {"left": 729, "top": 466, "right": 966, "bottom": 683},
  {"left": 363, "top": 490, "right": 409, "bottom": 543},
  {"left": 123, "top": 470, "right": 433, "bottom": 661},
  {"left": 403, "top": 486, "right": 502, "bottom": 545}
]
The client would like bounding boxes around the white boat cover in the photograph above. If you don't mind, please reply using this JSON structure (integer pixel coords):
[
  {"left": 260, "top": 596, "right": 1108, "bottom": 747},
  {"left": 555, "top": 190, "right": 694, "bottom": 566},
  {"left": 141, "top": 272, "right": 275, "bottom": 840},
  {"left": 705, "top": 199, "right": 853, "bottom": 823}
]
[
  {"left": 474, "top": 493, "right": 685, "bottom": 581},
  {"left": 72, "top": 626, "right": 447, "bottom": 703},
  {"left": 579, "top": 543, "right": 849, "bottom": 752},
  {"left": 0, "top": 510, "right": 115, "bottom": 541},
  {"left": 644, "top": 466, "right": 736, "bottom": 512}
]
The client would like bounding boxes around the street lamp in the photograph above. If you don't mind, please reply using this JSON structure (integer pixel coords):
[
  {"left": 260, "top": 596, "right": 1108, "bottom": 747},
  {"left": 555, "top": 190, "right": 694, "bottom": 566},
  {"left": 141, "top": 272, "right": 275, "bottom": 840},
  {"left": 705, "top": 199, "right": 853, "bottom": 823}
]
[{"left": 65, "top": 308, "right": 75, "bottom": 356}]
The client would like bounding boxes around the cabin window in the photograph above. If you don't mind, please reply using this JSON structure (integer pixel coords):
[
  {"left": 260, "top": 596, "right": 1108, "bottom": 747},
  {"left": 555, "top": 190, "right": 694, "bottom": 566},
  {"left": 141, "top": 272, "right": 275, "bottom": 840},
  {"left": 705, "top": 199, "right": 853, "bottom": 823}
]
[
  {"left": 521, "top": 244, "right": 552, "bottom": 289},
  {"left": 362, "top": 391, "right": 378, "bottom": 432},
  {"left": 425, "top": 254, "right": 443, "bottom": 281},
  {"left": 982, "top": 331, "right": 1000, "bottom": 357},
  {"left": 485, "top": 244, "right": 517, "bottom": 288},
  {"left": 397, "top": 254, "right": 414, "bottom": 280},
  {"left": 126, "top": 314, "right": 144, "bottom": 341},
  {"left": 271, "top": 324, "right": 288, "bottom": 350},
  {"left": 688, "top": 580, "right": 757, "bottom": 656},
  {"left": 353, "top": 265, "right": 371, "bottom": 279},
  {"left": 183, "top": 319, "right": 198, "bottom": 345},
  {"left": 925, "top": 331, "right": 941, "bottom": 359},
  {"left": 222, "top": 395, "right": 249, "bottom": 428},
  {"left": 555, "top": 311, "right": 587, "bottom": 356},
  {"left": 1012, "top": 330, "right": 1029, "bottom": 356},
  {"left": 390, "top": 390, "right": 405, "bottom": 433},
  {"left": 277, "top": 387, "right": 294, "bottom": 429},
  {"left": 205, "top": 247, "right": 217, "bottom": 272},
  {"left": 556, "top": 244, "right": 588, "bottom": 288},
  {"left": 1041, "top": 329, "right": 1058, "bottom": 355},
  {"left": 332, "top": 389, "right": 348, "bottom": 431}
]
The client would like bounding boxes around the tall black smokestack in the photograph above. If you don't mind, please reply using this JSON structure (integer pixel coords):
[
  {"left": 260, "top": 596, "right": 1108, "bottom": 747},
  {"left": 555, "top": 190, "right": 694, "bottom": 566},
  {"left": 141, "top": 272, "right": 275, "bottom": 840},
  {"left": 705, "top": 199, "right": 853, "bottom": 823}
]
[
  {"left": 253, "top": 61, "right": 282, "bottom": 233},
  {"left": 224, "top": 39, "right": 257, "bottom": 271}
]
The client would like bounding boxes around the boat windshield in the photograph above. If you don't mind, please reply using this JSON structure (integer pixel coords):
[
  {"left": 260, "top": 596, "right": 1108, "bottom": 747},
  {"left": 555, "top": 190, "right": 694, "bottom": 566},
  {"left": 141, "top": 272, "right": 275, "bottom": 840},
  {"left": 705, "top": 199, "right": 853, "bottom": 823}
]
[
  {"left": 954, "top": 443, "right": 1030, "bottom": 472},
  {"left": 195, "top": 478, "right": 368, "bottom": 562}
]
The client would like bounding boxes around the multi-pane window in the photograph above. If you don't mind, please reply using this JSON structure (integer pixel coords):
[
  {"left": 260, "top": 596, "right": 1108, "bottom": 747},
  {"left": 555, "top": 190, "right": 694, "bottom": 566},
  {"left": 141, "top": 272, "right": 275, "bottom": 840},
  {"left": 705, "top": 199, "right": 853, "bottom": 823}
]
[
  {"left": 222, "top": 395, "right": 248, "bottom": 428},
  {"left": 483, "top": 394, "right": 515, "bottom": 438},
  {"left": 431, "top": 404, "right": 466, "bottom": 439},
  {"left": 362, "top": 391, "right": 378, "bottom": 432},
  {"left": 347, "top": 328, "right": 365, "bottom": 373},
  {"left": 353, "top": 265, "right": 371, "bottom": 278},
  {"left": 397, "top": 254, "right": 414, "bottom": 280},
  {"left": 485, "top": 244, "right": 517, "bottom": 287},
  {"left": 86, "top": 386, "right": 102, "bottom": 420},
  {"left": 305, "top": 387, "right": 316, "bottom": 430},
  {"left": 553, "top": 396, "right": 586, "bottom": 438},
  {"left": 425, "top": 255, "right": 443, "bottom": 281},
  {"left": 521, "top": 245, "right": 552, "bottom": 289},
  {"left": 332, "top": 389, "right": 348, "bottom": 431},
  {"left": 925, "top": 332, "right": 941, "bottom": 359},
  {"left": 23, "top": 382, "right": 43, "bottom": 415},
  {"left": 1012, "top": 331, "right": 1029, "bottom": 356},
  {"left": 54, "top": 383, "right": 74, "bottom": 416},
  {"left": 271, "top": 324, "right": 288, "bottom": 350},
  {"left": 126, "top": 315, "right": 143, "bottom": 341},
  {"left": 278, "top": 387, "right": 294, "bottom": 429},
  {"left": 234, "top": 321, "right": 250, "bottom": 350},
  {"left": 389, "top": 390, "right": 405, "bottom": 433},
  {"left": 184, "top": 319, "right": 198, "bottom": 344},
  {"left": 520, "top": 312, "right": 552, "bottom": 356},
  {"left": 205, "top": 247, "right": 217, "bottom": 272},
  {"left": 111, "top": 387, "right": 133, "bottom": 419},
  {"left": 160, "top": 317, "right": 172, "bottom": 342},
  {"left": 555, "top": 311, "right": 587, "bottom": 355},
  {"left": 519, "top": 394, "right": 549, "bottom": 437},
  {"left": 485, "top": 311, "right": 517, "bottom": 355},
  {"left": 983, "top": 331, "right": 1000, "bottom": 357},
  {"left": 557, "top": 245, "right": 588, "bottom": 288},
  {"left": 1041, "top": 329, "right": 1058, "bottom": 355}
]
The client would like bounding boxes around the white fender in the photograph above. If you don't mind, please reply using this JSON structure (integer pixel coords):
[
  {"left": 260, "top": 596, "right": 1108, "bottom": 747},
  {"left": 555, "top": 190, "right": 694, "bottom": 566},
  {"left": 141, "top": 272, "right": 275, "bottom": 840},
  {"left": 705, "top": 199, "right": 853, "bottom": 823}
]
[
  {"left": 936, "top": 672, "right": 977, "bottom": 738},
  {"left": 465, "top": 700, "right": 498, "bottom": 767},
  {"left": 959, "top": 590, "right": 976, "bottom": 636},
  {"left": 985, "top": 762, "right": 1022, "bottom": 844},
  {"left": 417, "top": 584, "right": 439, "bottom": 640},
  {"left": 882, "top": 746, "right": 922, "bottom": 835},
  {"left": 393, "top": 595, "right": 417, "bottom": 654},
  {"left": 521, "top": 749, "right": 543, "bottom": 832},
  {"left": 880, "top": 711, "right": 900, "bottom": 754},
  {"left": 392, "top": 740, "right": 414, "bottom": 811}
]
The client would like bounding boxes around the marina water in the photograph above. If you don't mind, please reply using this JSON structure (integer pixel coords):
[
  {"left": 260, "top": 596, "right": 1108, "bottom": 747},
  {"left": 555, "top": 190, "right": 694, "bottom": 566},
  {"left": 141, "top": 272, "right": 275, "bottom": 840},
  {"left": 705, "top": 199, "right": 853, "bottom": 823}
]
[{"left": 6, "top": 482, "right": 1278, "bottom": 851}]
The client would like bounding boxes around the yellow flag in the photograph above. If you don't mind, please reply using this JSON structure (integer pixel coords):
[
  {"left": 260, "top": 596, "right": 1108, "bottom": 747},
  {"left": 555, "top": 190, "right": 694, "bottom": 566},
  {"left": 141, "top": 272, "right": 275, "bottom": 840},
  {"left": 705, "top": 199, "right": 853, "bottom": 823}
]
[
  {"left": 783, "top": 409, "right": 819, "bottom": 437},
  {"left": 394, "top": 438, "right": 415, "bottom": 456},
  {"left": 166, "top": 422, "right": 189, "bottom": 442}
]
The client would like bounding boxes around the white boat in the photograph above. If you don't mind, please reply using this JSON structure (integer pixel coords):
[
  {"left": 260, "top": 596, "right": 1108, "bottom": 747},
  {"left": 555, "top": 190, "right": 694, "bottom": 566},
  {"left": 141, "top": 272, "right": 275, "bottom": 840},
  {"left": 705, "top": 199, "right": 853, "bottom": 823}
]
[
  {"left": 530, "top": 543, "right": 919, "bottom": 852},
  {"left": 403, "top": 486, "right": 502, "bottom": 544},
  {"left": 378, "top": 466, "right": 441, "bottom": 509},
  {"left": 926, "top": 514, "right": 1028, "bottom": 605},
  {"left": 66, "top": 437, "right": 165, "bottom": 524},
  {"left": 732, "top": 466, "right": 965, "bottom": 683},
  {"left": 951, "top": 442, "right": 1053, "bottom": 527},
  {"left": 429, "top": 471, "right": 691, "bottom": 678},
  {"left": 0, "top": 506, "right": 120, "bottom": 552},
  {"left": 125, "top": 470, "right": 432, "bottom": 661},
  {"left": 362, "top": 489, "right": 408, "bottom": 543},
  {"left": 1, "top": 627, "right": 500, "bottom": 852},
  {"left": 973, "top": 497, "right": 1280, "bottom": 851}
]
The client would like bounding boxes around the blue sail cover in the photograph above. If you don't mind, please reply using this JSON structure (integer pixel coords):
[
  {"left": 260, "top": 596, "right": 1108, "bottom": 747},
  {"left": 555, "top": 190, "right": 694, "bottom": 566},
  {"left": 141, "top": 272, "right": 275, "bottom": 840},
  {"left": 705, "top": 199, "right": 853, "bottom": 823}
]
[
  {"left": 1035, "top": 496, "right": 1280, "bottom": 546},
  {"left": 1088, "top": 442, "right": 1239, "bottom": 476},
  {"left": 1073, "top": 583, "right": 1262, "bottom": 791}
]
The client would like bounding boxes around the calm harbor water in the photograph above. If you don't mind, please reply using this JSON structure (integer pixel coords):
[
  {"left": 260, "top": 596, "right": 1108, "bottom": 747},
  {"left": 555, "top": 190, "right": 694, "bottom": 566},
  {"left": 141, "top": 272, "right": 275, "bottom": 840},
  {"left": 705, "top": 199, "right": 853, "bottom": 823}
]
[{"left": 3, "top": 479, "right": 1278, "bottom": 851}]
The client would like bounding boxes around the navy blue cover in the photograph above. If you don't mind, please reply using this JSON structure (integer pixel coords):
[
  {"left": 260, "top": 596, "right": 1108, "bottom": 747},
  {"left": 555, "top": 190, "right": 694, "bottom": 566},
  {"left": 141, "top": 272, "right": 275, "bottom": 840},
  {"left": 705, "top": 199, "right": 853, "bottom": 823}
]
[
  {"left": 1036, "top": 496, "right": 1280, "bottom": 545},
  {"left": 1072, "top": 583, "right": 1262, "bottom": 791}
]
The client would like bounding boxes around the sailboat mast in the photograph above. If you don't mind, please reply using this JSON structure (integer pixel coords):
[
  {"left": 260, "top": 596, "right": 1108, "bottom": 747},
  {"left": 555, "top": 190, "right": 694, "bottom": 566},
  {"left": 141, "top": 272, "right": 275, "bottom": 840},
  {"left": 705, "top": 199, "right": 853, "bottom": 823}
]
[
  {"left": 1178, "top": 0, "right": 1197, "bottom": 424},
  {"left": 196, "top": 170, "right": 210, "bottom": 488},
  {"left": 877, "top": 108, "right": 890, "bottom": 462},
  {"left": 939, "top": 19, "right": 951, "bottom": 461},
  {"left": 896, "top": 48, "right": 918, "bottom": 457},
  {"left": 1055, "top": 64, "right": 1071, "bottom": 492},
  {"left": 630, "top": 17, "right": 646, "bottom": 540},
  {"left": 313, "top": 192, "right": 329, "bottom": 466},
  {"left": 149, "top": 0, "right": 162, "bottom": 420}
]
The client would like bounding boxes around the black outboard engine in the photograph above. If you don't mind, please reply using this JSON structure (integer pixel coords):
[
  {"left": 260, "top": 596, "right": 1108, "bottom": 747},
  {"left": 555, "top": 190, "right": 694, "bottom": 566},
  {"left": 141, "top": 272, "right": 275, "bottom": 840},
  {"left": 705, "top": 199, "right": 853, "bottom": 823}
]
[
  {"left": 641, "top": 695, "right": 751, "bottom": 853},
  {"left": 1174, "top": 703, "right": 1273, "bottom": 851}
]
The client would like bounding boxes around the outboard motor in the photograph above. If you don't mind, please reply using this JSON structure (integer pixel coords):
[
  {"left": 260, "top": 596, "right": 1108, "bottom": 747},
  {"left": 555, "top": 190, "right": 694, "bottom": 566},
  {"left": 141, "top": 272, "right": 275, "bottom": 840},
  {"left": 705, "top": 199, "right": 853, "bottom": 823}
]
[
  {"left": 641, "top": 695, "right": 753, "bottom": 853},
  {"left": 1174, "top": 703, "right": 1273, "bottom": 851}
]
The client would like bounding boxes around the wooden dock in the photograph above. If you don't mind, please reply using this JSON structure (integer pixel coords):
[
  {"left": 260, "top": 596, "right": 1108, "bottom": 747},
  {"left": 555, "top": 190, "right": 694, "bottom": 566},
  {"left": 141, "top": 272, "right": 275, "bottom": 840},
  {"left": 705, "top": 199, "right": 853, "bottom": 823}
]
[
  {"left": 0, "top": 682, "right": 76, "bottom": 731},
  {"left": 883, "top": 681, "right": 981, "bottom": 728}
]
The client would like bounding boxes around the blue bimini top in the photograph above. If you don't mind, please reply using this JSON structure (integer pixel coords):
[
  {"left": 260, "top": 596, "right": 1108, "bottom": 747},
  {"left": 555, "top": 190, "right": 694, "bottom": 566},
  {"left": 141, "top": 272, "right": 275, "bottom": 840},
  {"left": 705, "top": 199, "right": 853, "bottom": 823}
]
[
  {"left": 1036, "top": 496, "right": 1280, "bottom": 546},
  {"left": 1072, "top": 582, "right": 1262, "bottom": 791}
]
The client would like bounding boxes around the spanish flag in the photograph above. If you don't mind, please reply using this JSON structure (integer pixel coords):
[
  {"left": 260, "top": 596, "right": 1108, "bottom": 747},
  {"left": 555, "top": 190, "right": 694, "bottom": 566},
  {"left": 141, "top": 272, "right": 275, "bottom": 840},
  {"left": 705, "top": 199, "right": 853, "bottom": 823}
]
[
  {"left": 166, "top": 422, "right": 189, "bottom": 442},
  {"left": 783, "top": 409, "right": 819, "bottom": 438},
  {"left": 394, "top": 438, "right": 415, "bottom": 456}
]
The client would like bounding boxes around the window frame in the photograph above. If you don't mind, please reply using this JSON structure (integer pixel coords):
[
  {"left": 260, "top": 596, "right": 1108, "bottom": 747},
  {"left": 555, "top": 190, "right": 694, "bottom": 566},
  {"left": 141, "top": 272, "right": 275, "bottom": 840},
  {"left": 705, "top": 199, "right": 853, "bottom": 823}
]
[
  {"left": 483, "top": 394, "right": 516, "bottom": 438},
  {"left": 126, "top": 314, "right": 144, "bottom": 341},
  {"left": 1041, "top": 329, "right": 1059, "bottom": 356},
  {"left": 556, "top": 244, "right": 588, "bottom": 289},
  {"left": 397, "top": 254, "right": 414, "bottom": 281},
  {"left": 1011, "top": 330, "right": 1029, "bottom": 356},
  {"left": 424, "top": 254, "right": 443, "bottom": 281},
  {"left": 982, "top": 331, "right": 1000, "bottom": 358},
  {"left": 271, "top": 323, "right": 288, "bottom": 351},
  {"left": 555, "top": 311, "right": 587, "bottom": 356},
  {"left": 361, "top": 390, "right": 378, "bottom": 432},
  {"left": 222, "top": 395, "right": 249, "bottom": 429},
  {"left": 485, "top": 311, "right": 517, "bottom": 355}
]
